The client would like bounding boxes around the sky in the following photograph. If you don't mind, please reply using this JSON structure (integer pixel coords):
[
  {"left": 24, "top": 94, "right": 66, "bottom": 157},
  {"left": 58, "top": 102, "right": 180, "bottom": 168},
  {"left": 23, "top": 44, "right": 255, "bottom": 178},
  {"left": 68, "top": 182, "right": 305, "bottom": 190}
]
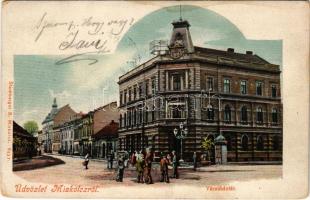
[{"left": 14, "top": 5, "right": 282, "bottom": 129}]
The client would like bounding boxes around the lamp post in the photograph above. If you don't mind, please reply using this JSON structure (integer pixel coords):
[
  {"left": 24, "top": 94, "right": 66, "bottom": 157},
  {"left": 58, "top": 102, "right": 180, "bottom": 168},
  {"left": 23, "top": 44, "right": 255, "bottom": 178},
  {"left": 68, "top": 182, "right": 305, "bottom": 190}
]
[{"left": 173, "top": 122, "right": 188, "bottom": 162}]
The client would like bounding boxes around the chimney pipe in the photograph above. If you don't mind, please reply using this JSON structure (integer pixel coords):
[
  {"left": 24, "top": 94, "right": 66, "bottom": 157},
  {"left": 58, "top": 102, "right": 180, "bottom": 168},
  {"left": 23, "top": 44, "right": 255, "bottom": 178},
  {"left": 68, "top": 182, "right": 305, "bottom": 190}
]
[{"left": 227, "top": 48, "right": 234, "bottom": 53}]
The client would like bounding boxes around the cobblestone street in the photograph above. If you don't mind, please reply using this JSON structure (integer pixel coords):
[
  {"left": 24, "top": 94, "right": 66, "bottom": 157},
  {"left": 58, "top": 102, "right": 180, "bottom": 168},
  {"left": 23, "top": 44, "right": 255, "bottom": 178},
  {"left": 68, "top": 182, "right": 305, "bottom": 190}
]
[{"left": 14, "top": 154, "right": 282, "bottom": 188}]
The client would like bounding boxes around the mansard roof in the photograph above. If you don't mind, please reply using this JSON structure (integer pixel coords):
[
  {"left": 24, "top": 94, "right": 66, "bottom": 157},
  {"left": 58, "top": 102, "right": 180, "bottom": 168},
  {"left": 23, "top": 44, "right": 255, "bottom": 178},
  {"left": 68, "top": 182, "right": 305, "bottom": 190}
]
[
  {"left": 118, "top": 46, "right": 280, "bottom": 84},
  {"left": 193, "top": 46, "right": 269, "bottom": 64}
]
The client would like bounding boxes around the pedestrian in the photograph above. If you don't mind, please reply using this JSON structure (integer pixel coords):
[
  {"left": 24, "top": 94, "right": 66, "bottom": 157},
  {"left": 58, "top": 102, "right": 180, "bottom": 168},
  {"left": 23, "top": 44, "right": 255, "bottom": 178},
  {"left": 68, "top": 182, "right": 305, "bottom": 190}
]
[
  {"left": 107, "top": 151, "right": 114, "bottom": 169},
  {"left": 193, "top": 152, "right": 197, "bottom": 171},
  {"left": 160, "top": 153, "right": 170, "bottom": 183},
  {"left": 37, "top": 147, "right": 41, "bottom": 156},
  {"left": 124, "top": 151, "right": 129, "bottom": 168},
  {"left": 116, "top": 155, "right": 125, "bottom": 182},
  {"left": 131, "top": 151, "right": 137, "bottom": 167},
  {"left": 135, "top": 152, "right": 145, "bottom": 183},
  {"left": 84, "top": 153, "right": 89, "bottom": 170},
  {"left": 167, "top": 153, "right": 171, "bottom": 162},
  {"left": 172, "top": 151, "right": 178, "bottom": 179},
  {"left": 144, "top": 148, "right": 153, "bottom": 184}
]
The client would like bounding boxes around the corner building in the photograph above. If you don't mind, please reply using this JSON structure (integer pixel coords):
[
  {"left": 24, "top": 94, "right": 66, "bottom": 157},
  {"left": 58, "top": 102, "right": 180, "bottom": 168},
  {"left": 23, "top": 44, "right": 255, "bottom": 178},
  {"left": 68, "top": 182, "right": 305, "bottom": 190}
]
[{"left": 118, "top": 19, "right": 282, "bottom": 163}]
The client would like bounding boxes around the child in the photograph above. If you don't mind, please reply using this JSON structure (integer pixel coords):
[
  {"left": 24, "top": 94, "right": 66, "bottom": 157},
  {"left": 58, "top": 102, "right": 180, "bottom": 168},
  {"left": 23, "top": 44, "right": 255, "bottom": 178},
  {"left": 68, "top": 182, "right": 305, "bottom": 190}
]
[{"left": 84, "top": 153, "right": 89, "bottom": 170}]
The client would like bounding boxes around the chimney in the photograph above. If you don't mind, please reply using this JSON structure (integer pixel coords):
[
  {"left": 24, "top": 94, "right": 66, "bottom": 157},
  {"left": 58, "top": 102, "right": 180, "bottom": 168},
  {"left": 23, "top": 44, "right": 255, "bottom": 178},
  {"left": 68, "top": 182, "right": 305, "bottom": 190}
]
[
  {"left": 246, "top": 51, "right": 253, "bottom": 55},
  {"left": 227, "top": 48, "right": 234, "bottom": 53}
]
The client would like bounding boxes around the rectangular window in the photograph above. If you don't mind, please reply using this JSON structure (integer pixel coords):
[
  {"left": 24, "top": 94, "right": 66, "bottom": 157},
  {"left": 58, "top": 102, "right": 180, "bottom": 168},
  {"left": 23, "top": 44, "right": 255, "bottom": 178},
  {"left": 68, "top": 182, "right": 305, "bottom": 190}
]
[
  {"left": 223, "top": 79, "right": 231, "bottom": 93},
  {"left": 240, "top": 80, "right": 247, "bottom": 94},
  {"left": 138, "top": 83, "right": 143, "bottom": 98},
  {"left": 133, "top": 110, "right": 136, "bottom": 125},
  {"left": 139, "top": 109, "right": 142, "bottom": 124},
  {"left": 151, "top": 106, "right": 155, "bottom": 121},
  {"left": 173, "top": 74, "right": 181, "bottom": 91},
  {"left": 145, "top": 82, "right": 149, "bottom": 96},
  {"left": 133, "top": 87, "right": 137, "bottom": 100},
  {"left": 272, "top": 112, "right": 278, "bottom": 123},
  {"left": 207, "top": 77, "right": 214, "bottom": 91},
  {"left": 256, "top": 108, "right": 263, "bottom": 123},
  {"left": 128, "top": 110, "right": 131, "bottom": 126},
  {"left": 128, "top": 88, "right": 132, "bottom": 102},
  {"left": 144, "top": 110, "right": 148, "bottom": 123},
  {"left": 271, "top": 85, "right": 277, "bottom": 98},
  {"left": 151, "top": 78, "right": 156, "bottom": 95},
  {"left": 124, "top": 90, "right": 127, "bottom": 103},
  {"left": 167, "top": 104, "right": 186, "bottom": 118},
  {"left": 256, "top": 81, "right": 263, "bottom": 96},
  {"left": 120, "top": 92, "right": 123, "bottom": 105}
]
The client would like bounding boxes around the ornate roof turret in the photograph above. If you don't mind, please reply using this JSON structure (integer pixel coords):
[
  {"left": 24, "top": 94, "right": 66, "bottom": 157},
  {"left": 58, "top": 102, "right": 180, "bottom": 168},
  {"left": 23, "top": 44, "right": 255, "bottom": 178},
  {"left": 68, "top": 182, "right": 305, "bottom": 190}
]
[
  {"left": 52, "top": 97, "right": 57, "bottom": 109},
  {"left": 169, "top": 19, "right": 194, "bottom": 53},
  {"left": 42, "top": 98, "right": 59, "bottom": 124}
]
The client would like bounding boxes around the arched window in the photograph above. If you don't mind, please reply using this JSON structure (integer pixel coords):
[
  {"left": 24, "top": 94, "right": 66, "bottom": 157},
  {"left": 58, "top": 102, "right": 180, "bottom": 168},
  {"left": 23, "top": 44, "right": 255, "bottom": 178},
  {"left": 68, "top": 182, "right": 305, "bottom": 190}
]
[
  {"left": 241, "top": 134, "right": 249, "bottom": 151},
  {"left": 224, "top": 105, "right": 231, "bottom": 123},
  {"left": 272, "top": 108, "right": 278, "bottom": 123},
  {"left": 272, "top": 135, "right": 279, "bottom": 150},
  {"left": 256, "top": 107, "right": 263, "bottom": 123},
  {"left": 256, "top": 135, "right": 264, "bottom": 150},
  {"left": 207, "top": 105, "right": 214, "bottom": 121},
  {"left": 241, "top": 106, "right": 248, "bottom": 122}
]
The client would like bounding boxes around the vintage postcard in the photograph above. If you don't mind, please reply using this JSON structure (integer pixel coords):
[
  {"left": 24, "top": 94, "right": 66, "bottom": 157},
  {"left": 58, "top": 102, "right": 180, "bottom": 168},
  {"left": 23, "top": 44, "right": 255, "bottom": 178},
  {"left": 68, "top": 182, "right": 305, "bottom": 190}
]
[{"left": 1, "top": 1, "right": 309, "bottom": 199}]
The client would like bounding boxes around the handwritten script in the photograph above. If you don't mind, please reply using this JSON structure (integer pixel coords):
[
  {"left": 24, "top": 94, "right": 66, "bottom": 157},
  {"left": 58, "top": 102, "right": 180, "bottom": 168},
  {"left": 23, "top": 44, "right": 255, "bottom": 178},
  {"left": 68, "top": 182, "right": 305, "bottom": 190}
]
[{"left": 34, "top": 12, "right": 135, "bottom": 65}]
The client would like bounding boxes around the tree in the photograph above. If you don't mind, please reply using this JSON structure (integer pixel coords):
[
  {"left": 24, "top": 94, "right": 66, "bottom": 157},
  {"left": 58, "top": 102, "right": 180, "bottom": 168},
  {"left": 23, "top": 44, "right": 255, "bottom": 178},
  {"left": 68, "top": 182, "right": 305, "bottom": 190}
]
[
  {"left": 23, "top": 121, "right": 38, "bottom": 135},
  {"left": 201, "top": 135, "right": 214, "bottom": 161}
]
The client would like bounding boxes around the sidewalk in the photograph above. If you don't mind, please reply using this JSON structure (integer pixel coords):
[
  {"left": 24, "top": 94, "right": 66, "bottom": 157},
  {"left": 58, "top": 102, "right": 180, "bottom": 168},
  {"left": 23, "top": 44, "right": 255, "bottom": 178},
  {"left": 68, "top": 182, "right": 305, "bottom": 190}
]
[
  {"left": 45, "top": 153, "right": 108, "bottom": 162},
  {"left": 13, "top": 155, "right": 65, "bottom": 171}
]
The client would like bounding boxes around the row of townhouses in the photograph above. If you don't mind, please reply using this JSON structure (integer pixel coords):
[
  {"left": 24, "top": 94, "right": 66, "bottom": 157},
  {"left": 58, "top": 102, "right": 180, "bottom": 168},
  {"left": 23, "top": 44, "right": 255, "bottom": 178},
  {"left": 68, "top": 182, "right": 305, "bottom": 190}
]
[{"left": 38, "top": 99, "right": 119, "bottom": 158}]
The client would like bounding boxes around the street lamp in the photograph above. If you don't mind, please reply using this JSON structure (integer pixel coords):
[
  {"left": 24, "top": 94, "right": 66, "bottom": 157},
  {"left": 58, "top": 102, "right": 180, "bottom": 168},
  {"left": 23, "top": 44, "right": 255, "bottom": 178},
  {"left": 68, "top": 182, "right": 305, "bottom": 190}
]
[{"left": 173, "top": 122, "right": 188, "bottom": 162}]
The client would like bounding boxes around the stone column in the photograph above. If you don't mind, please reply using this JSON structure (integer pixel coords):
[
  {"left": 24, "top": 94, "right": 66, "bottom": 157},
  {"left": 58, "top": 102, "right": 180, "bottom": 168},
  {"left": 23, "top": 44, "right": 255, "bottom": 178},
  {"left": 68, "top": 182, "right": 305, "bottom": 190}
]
[
  {"left": 166, "top": 71, "right": 169, "bottom": 91},
  {"left": 185, "top": 70, "right": 189, "bottom": 89}
]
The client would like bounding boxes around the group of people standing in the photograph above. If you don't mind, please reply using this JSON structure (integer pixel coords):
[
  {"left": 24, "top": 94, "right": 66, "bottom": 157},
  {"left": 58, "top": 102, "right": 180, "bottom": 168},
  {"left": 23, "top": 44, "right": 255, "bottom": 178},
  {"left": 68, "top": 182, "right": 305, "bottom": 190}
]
[
  {"left": 131, "top": 149, "right": 154, "bottom": 184},
  {"left": 83, "top": 149, "right": 198, "bottom": 184},
  {"left": 130, "top": 150, "right": 179, "bottom": 184}
]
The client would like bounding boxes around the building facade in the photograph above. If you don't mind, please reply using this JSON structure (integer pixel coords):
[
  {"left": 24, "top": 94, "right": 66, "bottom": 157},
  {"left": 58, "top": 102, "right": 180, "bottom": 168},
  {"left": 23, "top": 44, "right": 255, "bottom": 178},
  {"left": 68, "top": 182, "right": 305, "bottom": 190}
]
[
  {"left": 72, "top": 102, "right": 119, "bottom": 157},
  {"left": 42, "top": 98, "right": 77, "bottom": 153},
  {"left": 92, "top": 120, "right": 119, "bottom": 159},
  {"left": 118, "top": 19, "right": 282, "bottom": 163},
  {"left": 73, "top": 112, "right": 94, "bottom": 156},
  {"left": 13, "top": 121, "right": 37, "bottom": 160},
  {"left": 58, "top": 113, "right": 82, "bottom": 155}
]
